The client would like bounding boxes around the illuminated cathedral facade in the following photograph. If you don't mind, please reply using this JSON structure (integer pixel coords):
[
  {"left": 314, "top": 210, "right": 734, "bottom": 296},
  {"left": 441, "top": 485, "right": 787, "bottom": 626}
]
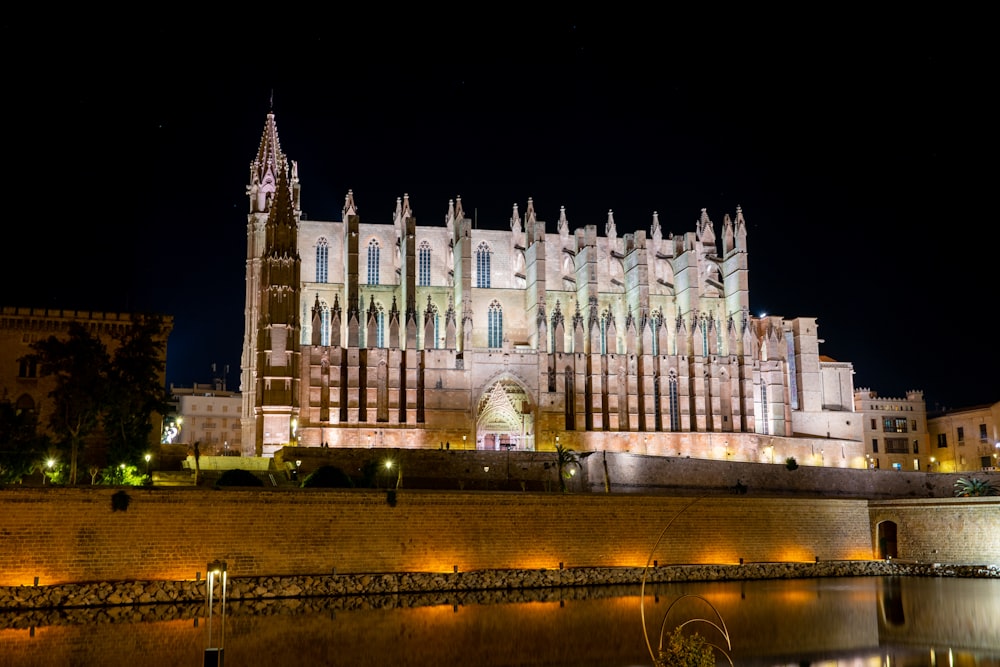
[{"left": 240, "top": 111, "right": 863, "bottom": 464}]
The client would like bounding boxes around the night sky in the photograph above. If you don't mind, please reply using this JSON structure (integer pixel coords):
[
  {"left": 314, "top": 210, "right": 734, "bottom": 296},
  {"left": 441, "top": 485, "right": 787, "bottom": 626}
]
[{"left": 4, "top": 13, "right": 995, "bottom": 411}]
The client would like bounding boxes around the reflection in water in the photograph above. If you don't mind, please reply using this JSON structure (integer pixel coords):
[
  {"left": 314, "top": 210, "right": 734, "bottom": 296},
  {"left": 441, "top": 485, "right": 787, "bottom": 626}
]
[{"left": 1, "top": 577, "right": 998, "bottom": 667}]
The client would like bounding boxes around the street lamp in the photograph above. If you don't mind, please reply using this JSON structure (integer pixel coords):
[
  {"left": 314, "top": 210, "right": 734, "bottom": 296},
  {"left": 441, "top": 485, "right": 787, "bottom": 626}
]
[
  {"left": 145, "top": 453, "right": 152, "bottom": 478},
  {"left": 43, "top": 459, "right": 54, "bottom": 485},
  {"left": 462, "top": 434, "right": 467, "bottom": 449}
]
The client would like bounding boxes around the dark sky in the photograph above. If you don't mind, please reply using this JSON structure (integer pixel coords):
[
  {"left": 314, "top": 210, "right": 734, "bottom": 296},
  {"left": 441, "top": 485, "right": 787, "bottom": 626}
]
[{"left": 4, "top": 13, "right": 995, "bottom": 410}]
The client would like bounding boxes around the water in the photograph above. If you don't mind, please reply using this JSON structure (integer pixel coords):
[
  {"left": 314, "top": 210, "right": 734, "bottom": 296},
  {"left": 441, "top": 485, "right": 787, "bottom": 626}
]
[{"left": 1, "top": 576, "right": 998, "bottom": 666}]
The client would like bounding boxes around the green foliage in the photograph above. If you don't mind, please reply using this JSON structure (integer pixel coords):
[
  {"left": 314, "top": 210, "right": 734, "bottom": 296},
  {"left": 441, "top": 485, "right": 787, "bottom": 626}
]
[
  {"left": 0, "top": 399, "right": 50, "bottom": 484},
  {"left": 555, "top": 443, "right": 581, "bottom": 493},
  {"left": 953, "top": 477, "right": 999, "bottom": 497},
  {"left": 103, "top": 315, "right": 170, "bottom": 467},
  {"left": 23, "top": 316, "right": 170, "bottom": 484},
  {"left": 656, "top": 627, "right": 716, "bottom": 667},
  {"left": 301, "top": 465, "right": 355, "bottom": 488},
  {"left": 215, "top": 469, "right": 265, "bottom": 488},
  {"left": 27, "top": 322, "right": 109, "bottom": 485},
  {"left": 785, "top": 456, "right": 799, "bottom": 470},
  {"left": 98, "top": 464, "right": 147, "bottom": 486}
]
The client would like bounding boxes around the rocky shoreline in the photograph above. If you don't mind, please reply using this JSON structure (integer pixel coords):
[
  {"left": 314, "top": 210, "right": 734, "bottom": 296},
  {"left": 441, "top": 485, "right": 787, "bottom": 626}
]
[{"left": 2, "top": 560, "right": 997, "bottom": 620}]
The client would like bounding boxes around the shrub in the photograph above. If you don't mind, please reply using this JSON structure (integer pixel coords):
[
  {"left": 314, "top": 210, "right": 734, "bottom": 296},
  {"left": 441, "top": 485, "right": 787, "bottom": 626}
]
[
  {"left": 785, "top": 457, "right": 798, "bottom": 470},
  {"left": 301, "top": 465, "right": 354, "bottom": 488},
  {"left": 215, "top": 469, "right": 264, "bottom": 488},
  {"left": 656, "top": 628, "right": 716, "bottom": 667},
  {"left": 954, "top": 477, "right": 999, "bottom": 497}
]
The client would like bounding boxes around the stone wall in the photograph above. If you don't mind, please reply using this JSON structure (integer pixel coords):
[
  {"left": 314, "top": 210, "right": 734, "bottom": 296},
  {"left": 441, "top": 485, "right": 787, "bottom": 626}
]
[
  {"left": 272, "top": 447, "right": 1000, "bottom": 498},
  {"left": 1, "top": 488, "right": 880, "bottom": 589},
  {"left": 3, "top": 561, "right": 997, "bottom": 612}
]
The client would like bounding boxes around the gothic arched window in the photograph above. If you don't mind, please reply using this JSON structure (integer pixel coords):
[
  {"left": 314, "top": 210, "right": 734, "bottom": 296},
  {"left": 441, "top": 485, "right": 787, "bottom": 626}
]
[
  {"left": 488, "top": 300, "right": 503, "bottom": 348},
  {"left": 321, "top": 302, "right": 331, "bottom": 346},
  {"left": 316, "top": 237, "right": 329, "bottom": 283},
  {"left": 367, "top": 239, "right": 380, "bottom": 285},
  {"left": 476, "top": 242, "right": 492, "bottom": 288},
  {"left": 418, "top": 240, "right": 431, "bottom": 286}
]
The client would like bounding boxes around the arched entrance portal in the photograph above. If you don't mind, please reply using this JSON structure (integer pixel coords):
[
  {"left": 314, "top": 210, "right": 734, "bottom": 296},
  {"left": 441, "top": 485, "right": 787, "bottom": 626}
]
[
  {"left": 877, "top": 521, "right": 898, "bottom": 560},
  {"left": 475, "top": 378, "right": 534, "bottom": 451}
]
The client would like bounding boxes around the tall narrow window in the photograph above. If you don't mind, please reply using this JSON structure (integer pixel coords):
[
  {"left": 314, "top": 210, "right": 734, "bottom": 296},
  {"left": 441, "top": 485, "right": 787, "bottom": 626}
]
[
  {"left": 315, "top": 238, "right": 329, "bottom": 283},
  {"left": 668, "top": 375, "right": 680, "bottom": 432},
  {"left": 321, "top": 303, "right": 331, "bottom": 346},
  {"left": 600, "top": 315, "right": 607, "bottom": 355},
  {"left": 367, "top": 239, "right": 380, "bottom": 285},
  {"left": 488, "top": 300, "right": 503, "bottom": 348},
  {"left": 760, "top": 383, "right": 769, "bottom": 435},
  {"left": 377, "top": 308, "right": 385, "bottom": 348},
  {"left": 418, "top": 241, "right": 431, "bottom": 286},
  {"left": 476, "top": 242, "right": 492, "bottom": 288}
]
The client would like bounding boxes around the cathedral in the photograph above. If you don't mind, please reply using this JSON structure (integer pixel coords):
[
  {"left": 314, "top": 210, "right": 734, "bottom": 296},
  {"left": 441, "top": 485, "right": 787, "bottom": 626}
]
[{"left": 239, "top": 110, "right": 862, "bottom": 464}]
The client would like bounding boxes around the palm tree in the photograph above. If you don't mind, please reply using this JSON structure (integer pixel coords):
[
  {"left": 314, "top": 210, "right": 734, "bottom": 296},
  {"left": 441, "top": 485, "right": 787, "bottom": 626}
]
[
  {"left": 555, "top": 443, "right": 580, "bottom": 493},
  {"left": 953, "top": 477, "right": 999, "bottom": 497}
]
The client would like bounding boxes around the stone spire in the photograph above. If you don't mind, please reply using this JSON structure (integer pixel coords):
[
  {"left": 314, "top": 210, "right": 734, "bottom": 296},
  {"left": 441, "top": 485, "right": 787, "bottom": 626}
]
[
  {"left": 343, "top": 189, "right": 357, "bottom": 219},
  {"left": 510, "top": 202, "right": 522, "bottom": 235},
  {"left": 557, "top": 205, "right": 570, "bottom": 238},
  {"left": 248, "top": 111, "right": 285, "bottom": 214}
]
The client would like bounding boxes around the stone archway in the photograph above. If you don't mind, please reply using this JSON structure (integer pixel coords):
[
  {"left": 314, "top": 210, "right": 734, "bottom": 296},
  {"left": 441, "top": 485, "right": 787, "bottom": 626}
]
[
  {"left": 475, "top": 378, "right": 534, "bottom": 451},
  {"left": 877, "top": 520, "right": 898, "bottom": 560}
]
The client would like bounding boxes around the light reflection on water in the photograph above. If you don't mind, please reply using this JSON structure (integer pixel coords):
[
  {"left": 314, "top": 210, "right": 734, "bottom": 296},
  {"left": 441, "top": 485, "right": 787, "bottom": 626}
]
[{"left": 1, "top": 576, "right": 998, "bottom": 666}]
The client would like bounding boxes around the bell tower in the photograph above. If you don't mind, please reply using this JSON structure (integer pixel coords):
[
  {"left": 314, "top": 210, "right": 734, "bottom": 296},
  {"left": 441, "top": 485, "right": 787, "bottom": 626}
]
[{"left": 240, "top": 109, "right": 302, "bottom": 455}]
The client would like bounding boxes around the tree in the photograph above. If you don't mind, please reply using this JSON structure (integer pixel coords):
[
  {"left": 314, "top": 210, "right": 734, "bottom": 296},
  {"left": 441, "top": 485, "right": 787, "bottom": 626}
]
[
  {"left": 26, "top": 323, "right": 109, "bottom": 485},
  {"left": 0, "top": 398, "right": 50, "bottom": 484},
  {"left": 555, "top": 443, "right": 581, "bottom": 493},
  {"left": 102, "top": 315, "right": 170, "bottom": 466}
]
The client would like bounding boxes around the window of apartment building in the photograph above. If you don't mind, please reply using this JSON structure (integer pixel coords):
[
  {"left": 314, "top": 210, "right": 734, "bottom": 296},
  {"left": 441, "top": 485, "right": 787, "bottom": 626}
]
[
  {"left": 885, "top": 437, "right": 908, "bottom": 454},
  {"left": 957, "top": 427, "right": 965, "bottom": 444},
  {"left": 870, "top": 418, "right": 876, "bottom": 430},
  {"left": 883, "top": 417, "right": 908, "bottom": 433},
  {"left": 937, "top": 433, "right": 947, "bottom": 448},
  {"left": 206, "top": 405, "right": 213, "bottom": 412},
  {"left": 912, "top": 440, "right": 919, "bottom": 454},
  {"left": 17, "top": 357, "right": 38, "bottom": 378},
  {"left": 911, "top": 419, "right": 917, "bottom": 431},
  {"left": 979, "top": 424, "right": 988, "bottom": 442},
  {"left": 872, "top": 438, "right": 879, "bottom": 453}
]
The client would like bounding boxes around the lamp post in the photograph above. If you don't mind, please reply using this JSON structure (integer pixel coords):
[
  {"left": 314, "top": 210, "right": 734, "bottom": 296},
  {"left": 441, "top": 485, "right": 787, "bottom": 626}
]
[
  {"left": 43, "top": 459, "right": 54, "bottom": 485},
  {"left": 462, "top": 434, "right": 467, "bottom": 450},
  {"left": 144, "top": 453, "right": 151, "bottom": 478}
]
